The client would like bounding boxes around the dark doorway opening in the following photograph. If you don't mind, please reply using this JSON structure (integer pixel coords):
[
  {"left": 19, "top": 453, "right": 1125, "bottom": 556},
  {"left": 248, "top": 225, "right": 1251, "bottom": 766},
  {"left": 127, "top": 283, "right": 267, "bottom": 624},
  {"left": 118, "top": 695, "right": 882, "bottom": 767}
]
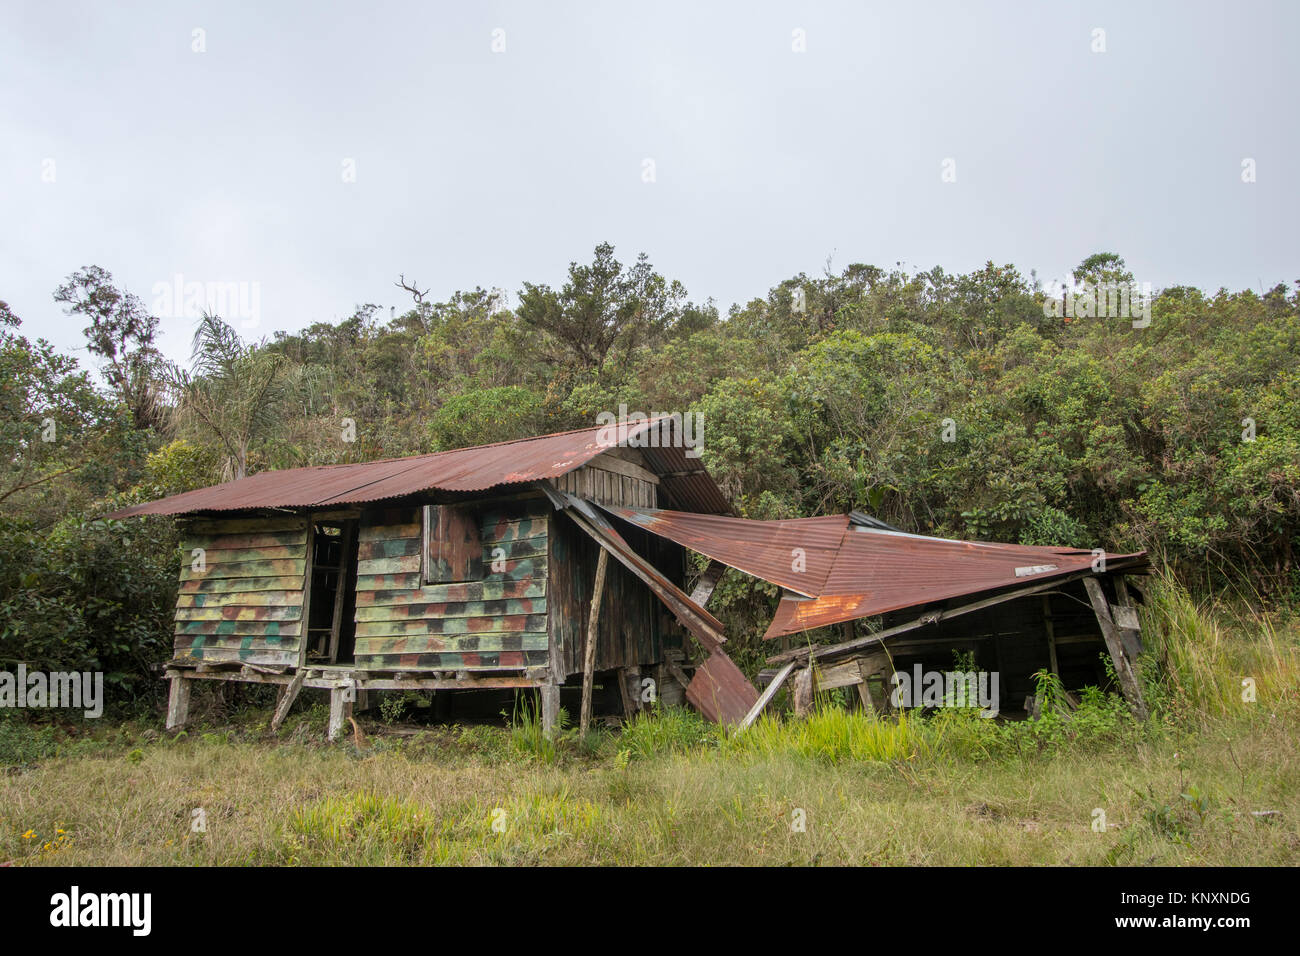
[{"left": 305, "top": 519, "right": 360, "bottom": 665}]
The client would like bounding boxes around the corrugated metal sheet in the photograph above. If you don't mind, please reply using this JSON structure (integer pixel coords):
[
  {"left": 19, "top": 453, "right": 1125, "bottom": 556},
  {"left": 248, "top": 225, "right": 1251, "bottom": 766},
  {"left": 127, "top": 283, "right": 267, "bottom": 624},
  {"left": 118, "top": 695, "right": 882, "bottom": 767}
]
[
  {"left": 601, "top": 506, "right": 848, "bottom": 597},
  {"left": 591, "top": 505, "right": 1148, "bottom": 640},
  {"left": 686, "top": 652, "right": 760, "bottom": 725},
  {"left": 106, "top": 418, "right": 730, "bottom": 518},
  {"left": 767, "top": 526, "right": 1146, "bottom": 637}
]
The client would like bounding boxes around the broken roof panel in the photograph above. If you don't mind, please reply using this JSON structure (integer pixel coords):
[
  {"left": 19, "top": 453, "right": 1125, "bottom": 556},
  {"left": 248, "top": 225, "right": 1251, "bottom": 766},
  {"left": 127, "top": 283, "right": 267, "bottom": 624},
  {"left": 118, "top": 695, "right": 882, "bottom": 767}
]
[
  {"left": 600, "top": 505, "right": 849, "bottom": 597},
  {"left": 106, "top": 418, "right": 730, "bottom": 518},
  {"left": 767, "top": 526, "right": 1147, "bottom": 637},
  {"left": 592, "top": 504, "right": 1148, "bottom": 640}
]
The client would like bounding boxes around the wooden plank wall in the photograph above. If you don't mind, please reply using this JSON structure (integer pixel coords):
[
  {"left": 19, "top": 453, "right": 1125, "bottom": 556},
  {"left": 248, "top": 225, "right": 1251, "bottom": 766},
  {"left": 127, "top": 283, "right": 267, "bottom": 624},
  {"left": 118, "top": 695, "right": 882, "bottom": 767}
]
[
  {"left": 352, "top": 499, "right": 550, "bottom": 672},
  {"left": 549, "top": 508, "right": 687, "bottom": 677},
  {"left": 550, "top": 463, "right": 656, "bottom": 508},
  {"left": 175, "top": 517, "right": 310, "bottom": 667}
]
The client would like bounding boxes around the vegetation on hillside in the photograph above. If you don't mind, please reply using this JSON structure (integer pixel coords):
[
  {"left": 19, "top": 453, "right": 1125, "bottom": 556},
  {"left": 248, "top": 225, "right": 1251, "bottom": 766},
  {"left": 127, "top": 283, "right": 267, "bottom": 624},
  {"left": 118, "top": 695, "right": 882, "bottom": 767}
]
[{"left": 2, "top": 247, "right": 1297, "bottom": 701}]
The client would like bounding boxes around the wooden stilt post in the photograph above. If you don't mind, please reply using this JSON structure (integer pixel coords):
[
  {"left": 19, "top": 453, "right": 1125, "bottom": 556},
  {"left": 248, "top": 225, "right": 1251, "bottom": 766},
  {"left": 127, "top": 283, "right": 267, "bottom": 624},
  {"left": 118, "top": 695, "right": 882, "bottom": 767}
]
[
  {"left": 579, "top": 548, "right": 609, "bottom": 737},
  {"left": 791, "top": 666, "right": 814, "bottom": 718},
  {"left": 165, "top": 672, "right": 191, "bottom": 731},
  {"left": 855, "top": 658, "right": 877, "bottom": 713},
  {"left": 327, "top": 684, "right": 352, "bottom": 742},
  {"left": 1042, "top": 595, "right": 1060, "bottom": 676},
  {"left": 1083, "top": 576, "right": 1148, "bottom": 719},
  {"left": 540, "top": 682, "right": 561, "bottom": 738}
]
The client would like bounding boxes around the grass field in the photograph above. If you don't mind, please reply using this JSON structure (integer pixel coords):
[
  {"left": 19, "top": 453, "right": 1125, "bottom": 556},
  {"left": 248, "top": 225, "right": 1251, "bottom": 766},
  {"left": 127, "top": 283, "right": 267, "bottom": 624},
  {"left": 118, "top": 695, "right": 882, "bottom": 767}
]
[{"left": 3, "top": 578, "right": 1297, "bottom": 866}]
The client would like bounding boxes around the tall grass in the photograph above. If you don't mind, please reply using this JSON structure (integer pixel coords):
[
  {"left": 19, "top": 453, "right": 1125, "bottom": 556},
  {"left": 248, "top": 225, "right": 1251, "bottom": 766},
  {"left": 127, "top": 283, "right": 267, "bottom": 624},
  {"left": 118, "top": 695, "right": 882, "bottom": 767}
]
[
  {"left": 727, "top": 708, "right": 933, "bottom": 763},
  {"left": 285, "top": 791, "right": 435, "bottom": 865},
  {"left": 1141, "top": 571, "right": 1298, "bottom": 719}
]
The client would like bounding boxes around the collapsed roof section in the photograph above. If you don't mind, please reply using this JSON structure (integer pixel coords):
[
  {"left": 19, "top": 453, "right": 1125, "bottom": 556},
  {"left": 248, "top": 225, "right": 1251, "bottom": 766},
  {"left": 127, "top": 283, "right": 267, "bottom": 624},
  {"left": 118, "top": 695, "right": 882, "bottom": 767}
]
[{"left": 597, "top": 505, "right": 1149, "bottom": 639}]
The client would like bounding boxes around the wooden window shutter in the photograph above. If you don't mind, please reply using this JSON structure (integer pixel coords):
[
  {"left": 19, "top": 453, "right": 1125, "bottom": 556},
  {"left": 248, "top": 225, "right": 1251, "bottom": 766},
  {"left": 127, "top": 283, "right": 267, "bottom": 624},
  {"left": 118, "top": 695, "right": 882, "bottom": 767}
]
[{"left": 423, "top": 505, "right": 482, "bottom": 583}]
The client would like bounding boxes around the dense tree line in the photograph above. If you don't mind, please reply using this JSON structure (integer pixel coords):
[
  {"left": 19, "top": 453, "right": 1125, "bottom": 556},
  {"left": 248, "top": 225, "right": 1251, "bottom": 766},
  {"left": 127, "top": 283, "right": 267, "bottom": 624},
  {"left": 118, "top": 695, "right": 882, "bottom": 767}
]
[{"left": 2, "top": 246, "right": 1297, "bottom": 701}]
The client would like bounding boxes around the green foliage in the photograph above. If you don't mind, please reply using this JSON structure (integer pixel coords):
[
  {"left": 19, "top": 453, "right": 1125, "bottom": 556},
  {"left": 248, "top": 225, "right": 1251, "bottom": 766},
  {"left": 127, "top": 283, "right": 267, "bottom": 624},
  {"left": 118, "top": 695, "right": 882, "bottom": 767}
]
[
  {"left": 507, "top": 693, "right": 569, "bottom": 763},
  {"left": 427, "top": 386, "right": 550, "bottom": 450},
  {"left": 0, "top": 715, "right": 62, "bottom": 767},
  {"left": 0, "top": 515, "right": 177, "bottom": 707},
  {"left": 617, "top": 704, "right": 718, "bottom": 760}
]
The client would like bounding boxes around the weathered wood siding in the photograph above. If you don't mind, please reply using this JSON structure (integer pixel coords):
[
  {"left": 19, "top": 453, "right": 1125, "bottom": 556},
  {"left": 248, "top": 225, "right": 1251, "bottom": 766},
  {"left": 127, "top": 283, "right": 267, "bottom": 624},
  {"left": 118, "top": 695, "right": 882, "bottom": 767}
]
[
  {"left": 175, "top": 517, "right": 310, "bottom": 667},
  {"left": 353, "top": 500, "right": 549, "bottom": 672},
  {"left": 550, "top": 508, "right": 687, "bottom": 676},
  {"left": 550, "top": 448, "right": 659, "bottom": 509}
]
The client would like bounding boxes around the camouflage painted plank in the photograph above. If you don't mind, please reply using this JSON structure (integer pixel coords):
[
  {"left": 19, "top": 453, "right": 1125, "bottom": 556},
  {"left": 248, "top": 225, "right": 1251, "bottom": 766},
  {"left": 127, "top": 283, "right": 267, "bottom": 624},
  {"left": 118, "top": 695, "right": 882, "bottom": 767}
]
[
  {"left": 354, "top": 572, "right": 422, "bottom": 592},
  {"left": 358, "top": 516, "right": 546, "bottom": 546},
  {"left": 356, "top": 554, "right": 422, "bottom": 575},
  {"left": 484, "top": 536, "right": 548, "bottom": 561},
  {"left": 353, "top": 597, "right": 544, "bottom": 621},
  {"left": 183, "top": 517, "right": 308, "bottom": 535},
  {"left": 358, "top": 522, "right": 422, "bottom": 542},
  {"left": 355, "top": 577, "right": 546, "bottom": 606},
  {"left": 481, "top": 516, "right": 548, "bottom": 543},
  {"left": 354, "top": 614, "right": 547, "bottom": 637},
  {"left": 356, "top": 537, "right": 422, "bottom": 561},
  {"left": 175, "top": 619, "right": 302, "bottom": 637},
  {"left": 354, "top": 649, "right": 549, "bottom": 671},
  {"left": 180, "top": 634, "right": 293, "bottom": 655},
  {"left": 186, "top": 544, "right": 306, "bottom": 563},
  {"left": 180, "top": 530, "right": 308, "bottom": 552},
  {"left": 353, "top": 632, "right": 548, "bottom": 655},
  {"left": 180, "top": 575, "right": 304, "bottom": 594},
  {"left": 182, "top": 643, "right": 299, "bottom": 666},
  {"left": 175, "top": 604, "right": 303, "bottom": 622},
  {"left": 180, "top": 558, "right": 307, "bottom": 581},
  {"left": 356, "top": 554, "right": 546, "bottom": 578},
  {"left": 177, "top": 589, "right": 304, "bottom": 609}
]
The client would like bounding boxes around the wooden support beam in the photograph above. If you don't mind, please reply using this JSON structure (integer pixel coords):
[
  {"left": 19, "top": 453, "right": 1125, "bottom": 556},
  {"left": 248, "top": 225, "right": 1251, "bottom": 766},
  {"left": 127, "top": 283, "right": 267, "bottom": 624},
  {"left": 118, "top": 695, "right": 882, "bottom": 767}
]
[
  {"left": 327, "top": 683, "right": 352, "bottom": 741},
  {"left": 1112, "top": 576, "right": 1143, "bottom": 657},
  {"left": 617, "top": 667, "right": 636, "bottom": 720},
  {"left": 855, "top": 658, "right": 876, "bottom": 713},
  {"left": 689, "top": 560, "right": 727, "bottom": 608},
  {"left": 270, "top": 669, "right": 307, "bottom": 734},
  {"left": 1083, "top": 577, "right": 1149, "bottom": 720},
  {"left": 791, "top": 666, "right": 815, "bottom": 718},
  {"left": 737, "top": 661, "right": 795, "bottom": 730},
  {"left": 579, "top": 547, "right": 609, "bottom": 737},
  {"left": 662, "top": 656, "right": 693, "bottom": 693},
  {"left": 543, "top": 488, "right": 727, "bottom": 651},
  {"left": 165, "top": 672, "right": 191, "bottom": 731},
  {"left": 1041, "top": 595, "right": 1060, "bottom": 676},
  {"left": 539, "top": 682, "right": 561, "bottom": 738}
]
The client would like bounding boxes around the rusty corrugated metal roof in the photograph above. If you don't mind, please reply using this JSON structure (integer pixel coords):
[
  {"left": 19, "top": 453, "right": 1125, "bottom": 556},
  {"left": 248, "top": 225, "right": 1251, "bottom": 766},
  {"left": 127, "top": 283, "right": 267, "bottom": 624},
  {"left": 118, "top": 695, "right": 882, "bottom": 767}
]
[
  {"left": 106, "top": 418, "right": 730, "bottom": 518},
  {"left": 592, "top": 505, "right": 1148, "bottom": 639},
  {"left": 601, "top": 506, "right": 848, "bottom": 597},
  {"left": 767, "top": 526, "right": 1146, "bottom": 637}
]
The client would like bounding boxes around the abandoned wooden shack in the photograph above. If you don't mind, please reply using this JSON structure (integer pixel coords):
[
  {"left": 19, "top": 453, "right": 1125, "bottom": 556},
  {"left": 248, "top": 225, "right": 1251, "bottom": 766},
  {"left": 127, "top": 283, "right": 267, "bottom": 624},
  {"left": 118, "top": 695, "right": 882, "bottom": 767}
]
[
  {"left": 109, "top": 417, "right": 1151, "bottom": 738},
  {"left": 106, "top": 418, "right": 753, "bottom": 739}
]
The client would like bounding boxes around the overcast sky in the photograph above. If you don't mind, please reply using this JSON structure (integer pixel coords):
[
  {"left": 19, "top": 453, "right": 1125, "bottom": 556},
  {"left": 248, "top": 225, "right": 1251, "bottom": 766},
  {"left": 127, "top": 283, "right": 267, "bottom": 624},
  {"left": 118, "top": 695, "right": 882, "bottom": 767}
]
[{"left": 2, "top": 0, "right": 1296, "bottom": 367}]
